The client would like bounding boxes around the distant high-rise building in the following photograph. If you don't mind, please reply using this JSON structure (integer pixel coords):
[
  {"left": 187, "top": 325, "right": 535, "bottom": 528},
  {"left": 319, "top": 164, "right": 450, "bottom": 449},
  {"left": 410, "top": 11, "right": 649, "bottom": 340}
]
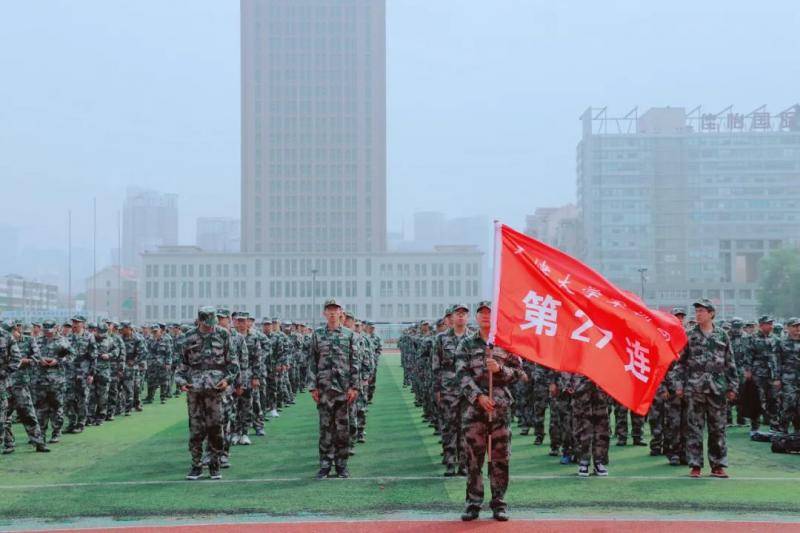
[
  {"left": 240, "top": 0, "right": 386, "bottom": 253},
  {"left": 85, "top": 265, "right": 138, "bottom": 322},
  {"left": 197, "top": 217, "right": 241, "bottom": 253},
  {"left": 122, "top": 188, "right": 178, "bottom": 268},
  {"left": 414, "top": 211, "right": 445, "bottom": 243},
  {"left": 577, "top": 105, "right": 800, "bottom": 317},
  {"left": 525, "top": 204, "right": 579, "bottom": 257}
]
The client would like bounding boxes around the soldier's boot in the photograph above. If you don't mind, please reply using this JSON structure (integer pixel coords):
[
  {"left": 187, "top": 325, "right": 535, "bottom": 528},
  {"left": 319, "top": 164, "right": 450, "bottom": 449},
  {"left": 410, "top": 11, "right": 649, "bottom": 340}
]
[
  {"left": 632, "top": 437, "right": 647, "bottom": 446},
  {"left": 560, "top": 453, "right": 571, "bottom": 465},
  {"left": 335, "top": 461, "right": 350, "bottom": 478},
  {"left": 255, "top": 428, "right": 265, "bottom": 437},
  {"left": 534, "top": 435, "right": 544, "bottom": 445},
  {"left": 444, "top": 464, "right": 456, "bottom": 477},
  {"left": 186, "top": 465, "right": 203, "bottom": 481},
  {"left": 461, "top": 506, "right": 480, "bottom": 521},
  {"left": 239, "top": 435, "right": 252, "bottom": 446},
  {"left": 492, "top": 509, "right": 509, "bottom": 522},
  {"left": 35, "top": 443, "right": 51, "bottom": 453},
  {"left": 356, "top": 434, "right": 366, "bottom": 443},
  {"left": 548, "top": 447, "right": 559, "bottom": 457}
]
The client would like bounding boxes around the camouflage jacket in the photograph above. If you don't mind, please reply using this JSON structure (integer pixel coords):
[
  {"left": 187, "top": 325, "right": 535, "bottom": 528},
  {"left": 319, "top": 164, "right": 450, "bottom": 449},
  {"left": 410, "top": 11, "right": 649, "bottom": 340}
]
[
  {"left": 255, "top": 330, "right": 272, "bottom": 378},
  {"left": 307, "top": 325, "right": 359, "bottom": 399},
  {"left": 368, "top": 333, "right": 382, "bottom": 365},
  {"left": 0, "top": 329, "right": 22, "bottom": 392},
  {"left": 121, "top": 333, "right": 148, "bottom": 368},
  {"left": 777, "top": 337, "right": 800, "bottom": 385},
  {"left": 148, "top": 336, "right": 174, "bottom": 367},
  {"left": 729, "top": 330, "right": 748, "bottom": 376},
  {"left": 455, "top": 331, "right": 525, "bottom": 410},
  {"left": 354, "top": 332, "right": 373, "bottom": 388},
  {"left": 241, "top": 330, "right": 264, "bottom": 382},
  {"left": 267, "top": 331, "right": 291, "bottom": 367},
  {"left": 176, "top": 326, "right": 239, "bottom": 391},
  {"left": 744, "top": 331, "right": 779, "bottom": 379},
  {"left": 94, "top": 336, "right": 122, "bottom": 374},
  {"left": 561, "top": 372, "right": 605, "bottom": 397},
  {"left": 68, "top": 331, "right": 97, "bottom": 379},
  {"left": 675, "top": 324, "right": 739, "bottom": 396},
  {"left": 229, "top": 330, "right": 247, "bottom": 381},
  {"left": 432, "top": 328, "right": 469, "bottom": 395},
  {"left": 11, "top": 334, "right": 39, "bottom": 387},
  {"left": 532, "top": 362, "right": 556, "bottom": 389},
  {"left": 35, "top": 335, "right": 74, "bottom": 386}
]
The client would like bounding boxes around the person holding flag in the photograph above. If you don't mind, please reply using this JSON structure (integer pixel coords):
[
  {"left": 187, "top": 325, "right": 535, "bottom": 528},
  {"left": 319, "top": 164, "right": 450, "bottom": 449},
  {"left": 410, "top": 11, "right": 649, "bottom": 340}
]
[
  {"left": 673, "top": 299, "right": 738, "bottom": 478},
  {"left": 456, "top": 301, "right": 526, "bottom": 522}
]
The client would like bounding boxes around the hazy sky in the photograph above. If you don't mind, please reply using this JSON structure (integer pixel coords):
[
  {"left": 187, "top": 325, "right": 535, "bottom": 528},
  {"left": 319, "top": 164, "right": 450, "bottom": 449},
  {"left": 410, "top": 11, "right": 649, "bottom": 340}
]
[{"left": 1, "top": 0, "right": 798, "bottom": 268}]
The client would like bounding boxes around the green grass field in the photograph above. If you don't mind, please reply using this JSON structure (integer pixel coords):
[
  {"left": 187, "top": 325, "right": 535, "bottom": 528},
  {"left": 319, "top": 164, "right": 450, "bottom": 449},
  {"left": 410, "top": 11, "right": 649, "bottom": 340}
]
[{"left": 1, "top": 354, "right": 799, "bottom": 522}]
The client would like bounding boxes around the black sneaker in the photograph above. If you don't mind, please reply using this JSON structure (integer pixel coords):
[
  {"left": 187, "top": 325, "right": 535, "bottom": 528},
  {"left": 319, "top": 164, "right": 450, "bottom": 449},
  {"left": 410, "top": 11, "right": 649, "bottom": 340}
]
[
  {"left": 578, "top": 461, "right": 590, "bottom": 477},
  {"left": 461, "top": 507, "right": 480, "bottom": 521},
  {"left": 493, "top": 509, "right": 510, "bottom": 521},
  {"left": 594, "top": 463, "right": 609, "bottom": 476},
  {"left": 209, "top": 464, "right": 222, "bottom": 480},
  {"left": 519, "top": 428, "right": 530, "bottom": 436},
  {"left": 35, "top": 444, "right": 51, "bottom": 453},
  {"left": 632, "top": 438, "right": 647, "bottom": 447},
  {"left": 336, "top": 466, "right": 350, "bottom": 478},
  {"left": 533, "top": 435, "right": 544, "bottom": 445},
  {"left": 315, "top": 467, "right": 331, "bottom": 480},
  {"left": 186, "top": 466, "right": 203, "bottom": 480},
  {"left": 2, "top": 447, "right": 14, "bottom": 455},
  {"left": 444, "top": 464, "right": 457, "bottom": 477},
  {"left": 49, "top": 434, "right": 60, "bottom": 443},
  {"left": 668, "top": 456, "right": 680, "bottom": 466}
]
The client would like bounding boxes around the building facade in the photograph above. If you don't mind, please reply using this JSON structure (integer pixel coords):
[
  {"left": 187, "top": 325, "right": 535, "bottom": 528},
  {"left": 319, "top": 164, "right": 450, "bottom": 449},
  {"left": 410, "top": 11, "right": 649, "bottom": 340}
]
[
  {"left": 138, "top": 245, "right": 482, "bottom": 324},
  {"left": 122, "top": 188, "right": 178, "bottom": 268},
  {"left": 85, "top": 265, "right": 138, "bottom": 322},
  {"left": 0, "top": 274, "right": 59, "bottom": 319},
  {"left": 578, "top": 105, "right": 800, "bottom": 317},
  {"left": 197, "top": 217, "right": 241, "bottom": 253},
  {"left": 240, "top": 0, "right": 387, "bottom": 254},
  {"left": 524, "top": 204, "right": 580, "bottom": 257}
]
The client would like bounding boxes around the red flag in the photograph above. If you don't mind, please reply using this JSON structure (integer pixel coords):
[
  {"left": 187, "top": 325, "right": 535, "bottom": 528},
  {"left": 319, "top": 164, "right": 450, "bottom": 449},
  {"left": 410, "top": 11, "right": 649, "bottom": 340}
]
[{"left": 489, "top": 223, "right": 687, "bottom": 415}]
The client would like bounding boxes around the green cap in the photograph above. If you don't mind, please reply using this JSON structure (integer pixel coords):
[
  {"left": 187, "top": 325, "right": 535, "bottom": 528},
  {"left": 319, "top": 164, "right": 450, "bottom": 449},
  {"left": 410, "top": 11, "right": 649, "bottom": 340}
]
[
  {"left": 96, "top": 323, "right": 109, "bottom": 334},
  {"left": 42, "top": 320, "right": 57, "bottom": 330},
  {"left": 72, "top": 315, "right": 87, "bottom": 323},
  {"left": 476, "top": 300, "right": 492, "bottom": 312},
  {"left": 198, "top": 306, "right": 218, "bottom": 326},
  {"left": 730, "top": 317, "right": 744, "bottom": 327},
  {"left": 452, "top": 303, "right": 469, "bottom": 313},
  {"left": 323, "top": 298, "right": 341, "bottom": 309},
  {"left": 758, "top": 315, "right": 773, "bottom": 324},
  {"left": 693, "top": 299, "right": 715, "bottom": 312},
  {"left": 216, "top": 308, "right": 230, "bottom": 318},
  {"left": 672, "top": 306, "right": 687, "bottom": 316},
  {"left": 786, "top": 317, "right": 800, "bottom": 327}
]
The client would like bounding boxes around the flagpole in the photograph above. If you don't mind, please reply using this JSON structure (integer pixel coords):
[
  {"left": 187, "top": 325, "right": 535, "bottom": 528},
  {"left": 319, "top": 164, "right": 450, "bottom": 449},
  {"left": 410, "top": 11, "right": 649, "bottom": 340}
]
[{"left": 487, "top": 347, "right": 493, "bottom": 465}]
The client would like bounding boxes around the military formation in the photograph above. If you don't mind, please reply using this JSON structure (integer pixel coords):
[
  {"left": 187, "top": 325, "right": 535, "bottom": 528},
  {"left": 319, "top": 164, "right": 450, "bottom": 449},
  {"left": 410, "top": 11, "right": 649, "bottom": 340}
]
[{"left": 400, "top": 298, "right": 800, "bottom": 520}]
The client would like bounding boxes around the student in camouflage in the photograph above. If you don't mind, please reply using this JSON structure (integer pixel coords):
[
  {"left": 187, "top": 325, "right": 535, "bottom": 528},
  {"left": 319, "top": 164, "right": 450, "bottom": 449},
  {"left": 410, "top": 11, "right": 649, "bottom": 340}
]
[
  {"left": 727, "top": 318, "right": 749, "bottom": 426},
  {"left": 563, "top": 372, "right": 610, "bottom": 476},
  {"left": 120, "top": 322, "right": 148, "bottom": 416},
  {"left": 776, "top": 317, "right": 800, "bottom": 433},
  {"left": 674, "top": 299, "right": 738, "bottom": 478},
  {"left": 0, "top": 326, "right": 22, "bottom": 454},
  {"left": 233, "top": 312, "right": 263, "bottom": 445},
  {"left": 89, "top": 323, "right": 121, "bottom": 425},
  {"left": 743, "top": 316, "right": 780, "bottom": 433},
  {"left": 177, "top": 307, "right": 239, "bottom": 481},
  {"left": 3, "top": 325, "right": 48, "bottom": 453},
  {"left": 34, "top": 320, "right": 74, "bottom": 443},
  {"left": 145, "top": 324, "right": 173, "bottom": 405},
  {"left": 65, "top": 316, "right": 97, "bottom": 433},
  {"left": 456, "top": 301, "right": 525, "bottom": 522},
  {"left": 307, "top": 299, "right": 360, "bottom": 480}
]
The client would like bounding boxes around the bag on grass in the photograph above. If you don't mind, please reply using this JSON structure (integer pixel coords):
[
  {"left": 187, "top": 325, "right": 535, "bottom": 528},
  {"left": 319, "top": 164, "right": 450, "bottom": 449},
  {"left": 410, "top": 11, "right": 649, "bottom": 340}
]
[
  {"left": 771, "top": 432, "right": 800, "bottom": 454},
  {"left": 750, "top": 431, "right": 772, "bottom": 442}
]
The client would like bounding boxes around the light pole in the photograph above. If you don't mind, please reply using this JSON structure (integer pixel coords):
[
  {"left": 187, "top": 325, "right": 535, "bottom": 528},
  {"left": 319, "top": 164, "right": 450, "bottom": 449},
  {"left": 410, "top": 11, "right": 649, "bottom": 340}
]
[
  {"left": 311, "top": 268, "right": 318, "bottom": 328},
  {"left": 637, "top": 267, "right": 648, "bottom": 303}
]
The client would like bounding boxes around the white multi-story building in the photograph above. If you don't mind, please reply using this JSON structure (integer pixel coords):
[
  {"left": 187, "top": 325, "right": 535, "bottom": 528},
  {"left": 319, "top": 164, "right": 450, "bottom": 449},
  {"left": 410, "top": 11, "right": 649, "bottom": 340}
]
[{"left": 138, "top": 245, "right": 483, "bottom": 324}]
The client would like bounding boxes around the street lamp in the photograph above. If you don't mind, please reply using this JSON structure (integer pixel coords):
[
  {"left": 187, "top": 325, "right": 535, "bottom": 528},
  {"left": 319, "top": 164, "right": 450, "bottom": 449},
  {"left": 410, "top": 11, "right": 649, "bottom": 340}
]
[
  {"left": 637, "top": 267, "right": 648, "bottom": 303},
  {"left": 311, "top": 268, "right": 318, "bottom": 328}
]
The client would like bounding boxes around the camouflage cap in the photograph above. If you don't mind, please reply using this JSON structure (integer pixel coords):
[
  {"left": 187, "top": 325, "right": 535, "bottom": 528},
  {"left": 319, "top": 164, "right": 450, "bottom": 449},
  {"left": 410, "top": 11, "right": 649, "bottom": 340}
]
[
  {"left": 88, "top": 322, "right": 98, "bottom": 329},
  {"left": 745, "top": 320, "right": 756, "bottom": 327},
  {"left": 71, "top": 315, "right": 87, "bottom": 323},
  {"left": 42, "top": 320, "right": 57, "bottom": 330},
  {"left": 234, "top": 311, "right": 250, "bottom": 320},
  {"left": 260, "top": 317, "right": 271, "bottom": 325},
  {"left": 435, "top": 318, "right": 446, "bottom": 327},
  {"left": 730, "top": 317, "right": 744, "bottom": 327},
  {"left": 216, "top": 308, "right": 231, "bottom": 318},
  {"left": 444, "top": 305, "right": 454, "bottom": 316},
  {"left": 452, "top": 303, "right": 469, "bottom": 313},
  {"left": 786, "top": 317, "right": 800, "bottom": 326},
  {"left": 476, "top": 300, "right": 492, "bottom": 312},
  {"left": 62, "top": 321, "right": 72, "bottom": 328},
  {"left": 31, "top": 320, "right": 42, "bottom": 327},
  {"left": 198, "top": 306, "right": 218, "bottom": 326},
  {"left": 692, "top": 299, "right": 715, "bottom": 312},
  {"left": 758, "top": 315, "right": 773, "bottom": 324},
  {"left": 96, "top": 323, "right": 109, "bottom": 334},
  {"left": 271, "top": 317, "right": 281, "bottom": 323},
  {"left": 344, "top": 310, "right": 355, "bottom": 319},
  {"left": 671, "top": 306, "right": 687, "bottom": 316},
  {"left": 323, "top": 298, "right": 341, "bottom": 309}
]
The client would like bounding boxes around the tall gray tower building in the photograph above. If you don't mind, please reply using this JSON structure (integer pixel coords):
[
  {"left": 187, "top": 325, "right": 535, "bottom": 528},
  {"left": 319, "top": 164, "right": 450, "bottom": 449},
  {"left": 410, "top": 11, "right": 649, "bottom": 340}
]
[{"left": 241, "top": 0, "right": 386, "bottom": 254}]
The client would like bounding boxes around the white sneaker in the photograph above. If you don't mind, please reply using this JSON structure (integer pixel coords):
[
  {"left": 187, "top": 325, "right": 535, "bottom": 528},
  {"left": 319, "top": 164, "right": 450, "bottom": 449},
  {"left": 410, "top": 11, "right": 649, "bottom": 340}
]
[
  {"left": 240, "top": 435, "right": 252, "bottom": 446},
  {"left": 270, "top": 409, "right": 280, "bottom": 418},
  {"left": 229, "top": 434, "right": 241, "bottom": 445}
]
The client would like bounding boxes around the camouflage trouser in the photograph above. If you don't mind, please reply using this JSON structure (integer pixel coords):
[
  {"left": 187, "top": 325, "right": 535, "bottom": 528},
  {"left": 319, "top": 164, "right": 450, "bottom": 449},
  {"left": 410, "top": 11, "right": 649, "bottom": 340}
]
[
  {"left": 317, "top": 395, "right": 350, "bottom": 468},
  {"left": 686, "top": 392, "right": 728, "bottom": 469},
  {"left": 0, "top": 392, "right": 6, "bottom": 448},
  {"left": 613, "top": 403, "right": 645, "bottom": 441},
  {"left": 90, "top": 371, "right": 112, "bottom": 421},
  {"left": 648, "top": 396, "right": 667, "bottom": 453},
  {"left": 514, "top": 381, "right": 535, "bottom": 430},
  {"left": 108, "top": 372, "right": 124, "bottom": 416},
  {"left": 146, "top": 364, "right": 169, "bottom": 402},
  {"left": 664, "top": 394, "right": 687, "bottom": 460},
  {"left": 234, "top": 387, "right": 254, "bottom": 436},
  {"left": 122, "top": 366, "right": 137, "bottom": 413},
  {"left": 572, "top": 387, "right": 610, "bottom": 465},
  {"left": 187, "top": 389, "right": 224, "bottom": 467},
  {"left": 279, "top": 371, "right": 292, "bottom": 406},
  {"left": 36, "top": 383, "right": 65, "bottom": 437},
  {"left": 65, "top": 376, "right": 89, "bottom": 429},
  {"left": 532, "top": 386, "right": 557, "bottom": 445},
  {"left": 780, "top": 381, "right": 800, "bottom": 433},
  {"left": 750, "top": 376, "right": 778, "bottom": 431},
  {"left": 367, "top": 371, "right": 377, "bottom": 402},
  {"left": 355, "top": 390, "right": 368, "bottom": 438},
  {"left": 222, "top": 390, "right": 234, "bottom": 456},
  {"left": 552, "top": 393, "right": 574, "bottom": 455},
  {"left": 462, "top": 403, "right": 511, "bottom": 513},
  {"left": 134, "top": 364, "right": 146, "bottom": 409},
  {"left": 440, "top": 390, "right": 464, "bottom": 469},
  {"left": 4, "top": 385, "right": 45, "bottom": 448}
]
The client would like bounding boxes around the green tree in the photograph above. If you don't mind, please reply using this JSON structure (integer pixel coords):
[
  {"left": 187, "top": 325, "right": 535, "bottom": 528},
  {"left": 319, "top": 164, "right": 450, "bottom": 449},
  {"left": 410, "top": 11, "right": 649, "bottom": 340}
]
[{"left": 758, "top": 248, "right": 800, "bottom": 318}]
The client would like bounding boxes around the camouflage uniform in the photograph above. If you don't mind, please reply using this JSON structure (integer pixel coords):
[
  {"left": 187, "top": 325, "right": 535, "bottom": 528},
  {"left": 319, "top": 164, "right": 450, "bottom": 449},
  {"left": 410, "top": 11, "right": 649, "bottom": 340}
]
[
  {"left": 531, "top": 363, "right": 558, "bottom": 450},
  {"left": 90, "top": 330, "right": 121, "bottom": 422},
  {"left": 176, "top": 324, "right": 239, "bottom": 469},
  {"left": 456, "top": 332, "right": 525, "bottom": 515},
  {"left": 565, "top": 373, "right": 610, "bottom": 467},
  {"left": 34, "top": 331, "right": 74, "bottom": 439},
  {"left": 432, "top": 326, "right": 469, "bottom": 473},
  {"left": 777, "top": 329, "right": 800, "bottom": 433},
  {"left": 662, "top": 360, "right": 688, "bottom": 463},
  {"left": 307, "top": 323, "right": 359, "bottom": 472},
  {"left": 4, "top": 332, "right": 46, "bottom": 450},
  {"left": 121, "top": 330, "right": 148, "bottom": 415},
  {"left": 612, "top": 402, "right": 645, "bottom": 445},
  {"left": 353, "top": 330, "right": 374, "bottom": 441},
  {"left": 66, "top": 329, "right": 97, "bottom": 431},
  {"left": 743, "top": 328, "right": 779, "bottom": 431},
  {"left": 728, "top": 324, "right": 749, "bottom": 425},
  {"left": 109, "top": 330, "right": 127, "bottom": 416},
  {"left": 675, "top": 324, "right": 738, "bottom": 469},
  {"left": 366, "top": 329, "right": 382, "bottom": 402},
  {"left": 253, "top": 325, "right": 272, "bottom": 428},
  {"left": 0, "top": 329, "right": 22, "bottom": 449},
  {"left": 145, "top": 331, "right": 173, "bottom": 403},
  {"left": 234, "top": 326, "right": 263, "bottom": 438}
]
